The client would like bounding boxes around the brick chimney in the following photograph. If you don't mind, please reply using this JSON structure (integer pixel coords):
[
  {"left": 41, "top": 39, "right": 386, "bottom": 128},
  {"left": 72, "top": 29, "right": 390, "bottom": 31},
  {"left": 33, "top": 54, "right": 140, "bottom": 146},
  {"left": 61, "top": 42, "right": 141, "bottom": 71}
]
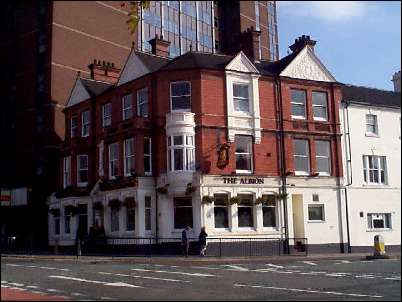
[
  {"left": 392, "top": 71, "right": 401, "bottom": 93},
  {"left": 88, "top": 60, "right": 120, "bottom": 84},
  {"left": 289, "top": 35, "right": 317, "bottom": 53},
  {"left": 148, "top": 34, "right": 171, "bottom": 58},
  {"left": 240, "top": 26, "right": 261, "bottom": 62}
]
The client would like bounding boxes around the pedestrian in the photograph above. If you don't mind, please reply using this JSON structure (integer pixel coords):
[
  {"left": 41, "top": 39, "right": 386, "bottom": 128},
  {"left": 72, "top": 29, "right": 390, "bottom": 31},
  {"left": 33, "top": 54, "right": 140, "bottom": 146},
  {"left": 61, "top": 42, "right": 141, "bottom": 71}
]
[
  {"left": 181, "top": 226, "right": 191, "bottom": 257},
  {"left": 199, "top": 227, "right": 208, "bottom": 256}
]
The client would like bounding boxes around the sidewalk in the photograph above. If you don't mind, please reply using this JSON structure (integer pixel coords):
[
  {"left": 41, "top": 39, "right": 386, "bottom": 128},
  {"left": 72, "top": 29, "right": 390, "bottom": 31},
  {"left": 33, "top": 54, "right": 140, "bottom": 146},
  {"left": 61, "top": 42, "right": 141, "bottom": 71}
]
[
  {"left": 1, "top": 287, "right": 69, "bottom": 301},
  {"left": 2, "top": 252, "right": 400, "bottom": 265}
]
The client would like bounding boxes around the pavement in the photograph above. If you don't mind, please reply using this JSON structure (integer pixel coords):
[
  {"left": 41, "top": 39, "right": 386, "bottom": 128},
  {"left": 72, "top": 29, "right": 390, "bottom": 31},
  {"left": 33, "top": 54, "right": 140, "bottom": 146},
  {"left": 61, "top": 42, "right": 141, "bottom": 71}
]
[{"left": 1, "top": 253, "right": 401, "bottom": 301}]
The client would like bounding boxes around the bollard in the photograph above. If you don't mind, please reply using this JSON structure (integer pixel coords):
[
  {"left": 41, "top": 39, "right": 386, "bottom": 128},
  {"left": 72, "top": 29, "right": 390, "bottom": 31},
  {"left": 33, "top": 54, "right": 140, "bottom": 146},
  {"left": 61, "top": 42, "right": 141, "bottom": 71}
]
[{"left": 374, "top": 234, "right": 385, "bottom": 256}]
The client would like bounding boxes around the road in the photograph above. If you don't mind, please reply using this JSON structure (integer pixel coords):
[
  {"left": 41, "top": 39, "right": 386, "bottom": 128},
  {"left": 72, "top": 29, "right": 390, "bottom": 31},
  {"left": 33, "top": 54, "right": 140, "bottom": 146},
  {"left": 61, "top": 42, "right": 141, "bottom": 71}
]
[{"left": 1, "top": 257, "right": 400, "bottom": 301}]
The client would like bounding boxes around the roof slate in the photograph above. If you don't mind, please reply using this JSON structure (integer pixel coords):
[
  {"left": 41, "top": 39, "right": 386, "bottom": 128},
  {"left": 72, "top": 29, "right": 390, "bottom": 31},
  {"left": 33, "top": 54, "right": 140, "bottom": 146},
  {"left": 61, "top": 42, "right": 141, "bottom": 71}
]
[
  {"left": 160, "top": 51, "right": 234, "bottom": 71},
  {"left": 135, "top": 51, "right": 170, "bottom": 72},
  {"left": 80, "top": 78, "right": 113, "bottom": 98},
  {"left": 341, "top": 84, "right": 401, "bottom": 109}
]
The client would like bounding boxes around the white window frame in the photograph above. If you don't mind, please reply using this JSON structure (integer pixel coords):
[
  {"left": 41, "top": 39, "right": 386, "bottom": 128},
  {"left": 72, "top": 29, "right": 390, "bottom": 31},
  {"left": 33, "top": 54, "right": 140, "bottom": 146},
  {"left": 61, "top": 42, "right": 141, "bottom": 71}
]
[
  {"left": 233, "top": 83, "right": 250, "bottom": 113},
  {"left": 102, "top": 103, "right": 112, "bottom": 128},
  {"left": 70, "top": 115, "right": 78, "bottom": 138},
  {"left": 144, "top": 137, "right": 152, "bottom": 175},
  {"left": 126, "top": 206, "right": 135, "bottom": 231},
  {"left": 122, "top": 94, "right": 133, "bottom": 120},
  {"left": 367, "top": 213, "right": 392, "bottom": 230},
  {"left": 312, "top": 91, "right": 328, "bottom": 121},
  {"left": 213, "top": 193, "right": 229, "bottom": 230},
  {"left": 235, "top": 135, "right": 253, "bottom": 174},
  {"left": 262, "top": 195, "right": 278, "bottom": 229},
  {"left": 63, "top": 156, "right": 71, "bottom": 188},
  {"left": 365, "top": 114, "right": 378, "bottom": 136},
  {"left": 167, "top": 135, "right": 195, "bottom": 172},
  {"left": 290, "top": 89, "right": 307, "bottom": 120},
  {"left": 307, "top": 204, "right": 325, "bottom": 222},
  {"left": 293, "top": 139, "right": 310, "bottom": 176},
  {"left": 363, "top": 155, "right": 387, "bottom": 185},
  {"left": 315, "top": 140, "right": 331, "bottom": 176},
  {"left": 144, "top": 196, "right": 152, "bottom": 232},
  {"left": 110, "top": 208, "right": 120, "bottom": 233},
  {"left": 137, "top": 88, "right": 148, "bottom": 117},
  {"left": 64, "top": 210, "right": 71, "bottom": 234},
  {"left": 170, "top": 81, "right": 191, "bottom": 112},
  {"left": 123, "top": 138, "right": 135, "bottom": 177},
  {"left": 81, "top": 110, "right": 90, "bottom": 137},
  {"left": 77, "top": 154, "right": 88, "bottom": 187},
  {"left": 54, "top": 216, "right": 60, "bottom": 236},
  {"left": 109, "top": 142, "right": 119, "bottom": 180},
  {"left": 237, "top": 194, "right": 255, "bottom": 229}
]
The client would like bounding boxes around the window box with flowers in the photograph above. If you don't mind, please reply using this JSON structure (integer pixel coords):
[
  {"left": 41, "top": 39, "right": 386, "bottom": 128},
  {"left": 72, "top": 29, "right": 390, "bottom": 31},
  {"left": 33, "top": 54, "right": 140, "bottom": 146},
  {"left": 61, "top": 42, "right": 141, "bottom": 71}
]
[
  {"left": 185, "top": 183, "right": 197, "bottom": 195},
  {"left": 201, "top": 196, "right": 214, "bottom": 205},
  {"left": 229, "top": 196, "right": 240, "bottom": 205}
]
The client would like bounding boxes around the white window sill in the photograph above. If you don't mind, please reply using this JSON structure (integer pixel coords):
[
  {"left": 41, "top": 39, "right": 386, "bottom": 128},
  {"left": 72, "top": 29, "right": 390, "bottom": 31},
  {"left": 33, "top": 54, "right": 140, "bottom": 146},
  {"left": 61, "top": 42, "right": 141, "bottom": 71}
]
[
  {"left": 213, "top": 228, "right": 231, "bottom": 233},
  {"left": 294, "top": 171, "right": 309, "bottom": 176},
  {"left": 362, "top": 183, "right": 389, "bottom": 188},
  {"left": 262, "top": 227, "right": 279, "bottom": 231},
  {"left": 313, "top": 117, "right": 328, "bottom": 122},
  {"left": 81, "top": 134, "right": 89, "bottom": 138},
  {"left": 144, "top": 172, "right": 153, "bottom": 176},
  {"left": 233, "top": 110, "right": 252, "bottom": 116},
  {"left": 365, "top": 133, "right": 379, "bottom": 138},
  {"left": 307, "top": 220, "right": 325, "bottom": 223},
  {"left": 291, "top": 116, "right": 306, "bottom": 120},
  {"left": 237, "top": 227, "right": 257, "bottom": 231},
  {"left": 316, "top": 172, "right": 331, "bottom": 177},
  {"left": 235, "top": 170, "right": 253, "bottom": 174},
  {"left": 366, "top": 228, "right": 392, "bottom": 232},
  {"left": 77, "top": 183, "right": 88, "bottom": 188}
]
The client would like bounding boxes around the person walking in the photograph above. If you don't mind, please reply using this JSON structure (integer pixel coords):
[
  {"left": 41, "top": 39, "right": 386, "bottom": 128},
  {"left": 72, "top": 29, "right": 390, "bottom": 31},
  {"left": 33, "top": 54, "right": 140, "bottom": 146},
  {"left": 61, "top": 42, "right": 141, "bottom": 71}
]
[
  {"left": 199, "top": 227, "right": 208, "bottom": 256},
  {"left": 181, "top": 226, "right": 192, "bottom": 257}
]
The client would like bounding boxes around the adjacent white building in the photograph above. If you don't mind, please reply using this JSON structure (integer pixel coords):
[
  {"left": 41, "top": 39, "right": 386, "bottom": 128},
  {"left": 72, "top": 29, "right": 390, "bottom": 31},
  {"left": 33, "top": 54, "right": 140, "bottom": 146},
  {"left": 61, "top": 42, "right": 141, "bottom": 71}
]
[{"left": 340, "top": 83, "right": 401, "bottom": 252}]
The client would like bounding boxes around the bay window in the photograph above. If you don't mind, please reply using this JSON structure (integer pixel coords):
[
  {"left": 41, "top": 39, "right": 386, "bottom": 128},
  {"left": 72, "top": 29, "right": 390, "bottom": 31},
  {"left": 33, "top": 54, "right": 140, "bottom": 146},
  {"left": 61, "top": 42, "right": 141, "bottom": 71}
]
[
  {"left": 167, "top": 135, "right": 195, "bottom": 172},
  {"left": 293, "top": 139, "right": 310, "bottom": 175},
  {"left": 315, "top": 140, "right": 331, "bottom": 175},
  {"left": 81, "top": 110, "right": 90, "bottom": 137},
  {"left": 214, "top": 194, "right": 229, "bottom": 229},
  {"left": 235, "top": 135, "right": 253, "bottom": 173},
  {"left": 137, "top": 88, "right": 148, "bottom": 117},
  {"left": 291, "top": 89, "right": 306, "bottom": 119},
  {"left": 109, "top": 142, "right": 119, "bottom": 179},
  {"left": 123, "top": 138, "right": 135, "bottom": 176},
  {"left": 312, "top": 91, "right": 328, "bottom": 121},
  {"left": 233, "top": 84, "right": 250, "bottom": 113},
  {"left": 122, "top": 94, "right": 133, "bottom": 120},
  {"left": 102, "top": 103, "right": 112, "bottom": 128},
  {"left": 171, "top": 81, "right": 191, "bottom": 111},
  {"left": 237, "top": 194, "right": 254, "bottom": 228},
  {"left": 77, "top": 154, "right": 88, "bottom": 186},
  {"left": 363, "top": 155, "right": 387, "bottom": 184}
]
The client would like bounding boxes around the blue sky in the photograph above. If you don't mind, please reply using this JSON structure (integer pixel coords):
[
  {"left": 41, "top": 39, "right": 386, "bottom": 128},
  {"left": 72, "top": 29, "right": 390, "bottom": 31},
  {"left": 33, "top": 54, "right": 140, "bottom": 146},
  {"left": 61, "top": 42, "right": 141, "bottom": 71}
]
[{"left": 277, "top": 1, "right": 401, "bottom": 90}]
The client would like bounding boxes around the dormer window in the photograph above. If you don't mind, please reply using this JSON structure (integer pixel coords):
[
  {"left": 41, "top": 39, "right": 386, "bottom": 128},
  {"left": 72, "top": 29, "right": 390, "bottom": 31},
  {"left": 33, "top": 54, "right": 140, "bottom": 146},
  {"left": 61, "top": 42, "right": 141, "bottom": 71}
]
[
  {"left": 233, "top": 84, "right": 250, "bottom": 113},
  {"left": 171, "top": 81, "right": 191, "bottom": 112}
]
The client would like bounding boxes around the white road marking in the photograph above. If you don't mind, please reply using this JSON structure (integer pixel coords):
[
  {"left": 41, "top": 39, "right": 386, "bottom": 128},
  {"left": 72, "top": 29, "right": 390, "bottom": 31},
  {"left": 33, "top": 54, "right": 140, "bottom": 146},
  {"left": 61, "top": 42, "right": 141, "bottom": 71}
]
[
  {"left": 26, "top": 285, "right": 39, "bottom": 289},
  {"left": 100, "top": 297, "right": 114, "bottom": 300},
  {"left": 31, "top": 290, "right": 47, "bottom": 295},
  {"left": 8, "top": 282, "right": 24, "bottom": 287},
  {"left": 384, "top": 277, "right": 401, "bottom": 281},
  {"left": 234, "top": 283, "right": 383, "bottom": 298},
  {"left": 130, "top": 268, "right": 216, "bottom": 277},
  {"left": 71, "top": 292, "right": 86, "bottom": 296},
  {"left": 6, "top": 264, "right": 23, "bottom": 267},
  {"left": 1, "top": 281, "right": 8, "bottom": 284},
  {"left": 302, "top": 261, "right": 317, "bottom": 266},
  {"left": 27, "top": 265, "right": 38, "bottom": 268},
  {"left": 48, "top": 275, "right": 143, "bottom": 288},
  {"left": 1, "top": 285, "right": 10, "bottom": 288},
  {"left": 265, "top": 264, "right": 284, "bottom": 269},
  {"left": 325, "top": 273, "right": 350, "bottom": 277},
  {"left": 334, "top": 260, "right": 351, "bottom": 264},
  {"left": 11, "top": 287, "right": 27, "bottom": 291},
  {"left": 355, "top": 274, "right": 377, "bottom": 279},
  {"left": 39, "top": 266, "right": 70, "bottom": 271},
  {"left": 99, "top": 271, "right": 190, "bottom": 283},
  {"left": 47, "top": 288, "right": 62, "bottom": 293},
  {"left": 190, "top": 266, "right": 222, "bottom": 270},
  {"left": 223, "top": 265, "right": 249, "bottom": 271}
]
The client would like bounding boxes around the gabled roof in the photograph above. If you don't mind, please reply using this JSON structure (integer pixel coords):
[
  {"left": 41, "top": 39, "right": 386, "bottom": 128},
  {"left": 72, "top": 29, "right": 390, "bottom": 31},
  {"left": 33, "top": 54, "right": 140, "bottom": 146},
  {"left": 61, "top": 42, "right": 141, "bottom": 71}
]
[
  {"left": 341, "top": 84, "right": 401, "bottom": 109},
  {"left": 160, "top": 51, "right": 233, "bottom": 71},
  {"left": 80, "top": 78, "right": 113, "bottom": 97},
  {"left": 66, "top": 76, "right": 112, "bottom": 108}
]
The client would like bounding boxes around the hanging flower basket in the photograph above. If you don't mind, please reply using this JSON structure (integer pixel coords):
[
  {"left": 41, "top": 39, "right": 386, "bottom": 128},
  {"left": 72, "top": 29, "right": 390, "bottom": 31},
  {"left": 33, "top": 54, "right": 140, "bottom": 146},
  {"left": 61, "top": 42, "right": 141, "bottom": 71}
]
[
  {"left": 276, "top": 192, "right": 289, "bottom": 200},
  {"left": 229, "top": 196, "right": 240, "bottom": 205},
  {"left": 49, "top": 208, "right": 60, "bottom": 217},
  {"left": 185, "top": 184, "right": 197, "bottom": 196},
  {"left": 157, "top": 186, "right": 168, "bottom": 194},
  {"left": 65, "top": 205, "right": 79, "bottom": 216},
  {"left": 201, "top": 196, "right": 214, "bottom": 204},
  {"left": 254, "top": 197, "right": 264, "bottom": 205},
  {"left": 123, "top": 196, "right": 136, "bottom": 208},
  {"left": 93, "top": 201, "right": 104, "bottom": 210},
  {"left": 108, "top": 198, "right": 122, "bottom": 210}
]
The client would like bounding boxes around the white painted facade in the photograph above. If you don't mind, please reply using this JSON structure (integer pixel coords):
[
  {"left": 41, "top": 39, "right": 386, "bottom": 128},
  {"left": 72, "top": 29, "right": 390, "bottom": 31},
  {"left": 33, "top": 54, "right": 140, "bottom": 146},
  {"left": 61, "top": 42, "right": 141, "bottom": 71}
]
[{"left": 340, "top": 102, "right": 401, "bottom": 248}]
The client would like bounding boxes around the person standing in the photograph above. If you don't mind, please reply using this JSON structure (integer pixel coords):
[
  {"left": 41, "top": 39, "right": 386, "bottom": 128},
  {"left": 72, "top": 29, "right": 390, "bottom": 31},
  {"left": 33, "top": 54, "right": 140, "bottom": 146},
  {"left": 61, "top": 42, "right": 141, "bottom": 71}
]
[
  {"left": 181, "top": 226, "right": 191, "bottom": 257},
  {"left": 199, "top": 227, "right": 208, "bottom": 256}
]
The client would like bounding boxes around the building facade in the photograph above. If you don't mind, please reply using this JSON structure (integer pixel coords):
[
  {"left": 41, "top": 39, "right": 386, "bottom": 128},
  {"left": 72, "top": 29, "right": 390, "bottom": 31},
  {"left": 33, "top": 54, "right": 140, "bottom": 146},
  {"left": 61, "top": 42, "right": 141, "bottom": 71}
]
[
  {"left": 340, "top": 84, "right": 401, "bottom": 252},
  {"left": 1, "top": 1, "right": 279, "bottom": 248},
  {"left": 48, "top": 34, "right": 346, "bottom": 253}
]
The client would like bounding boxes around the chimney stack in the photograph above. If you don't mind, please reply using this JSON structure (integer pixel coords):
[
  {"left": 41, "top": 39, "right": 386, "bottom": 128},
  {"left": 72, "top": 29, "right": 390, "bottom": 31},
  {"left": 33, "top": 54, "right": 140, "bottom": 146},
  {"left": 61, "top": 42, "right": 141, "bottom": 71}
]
[
  {"left": 88, "top": 59, "right": 120, "bottom": 84},
  {"left": 148, "top": 34, "right": 171, "bottom": 58},
  {"left": 289, "top": 35, "right": 317, "bottom": 53},
  {"left": 392, "top": 71, "right": 401, "bottom": 93},
  {"left": 240, "top": 26, "right": 261, "bottom": 62}
]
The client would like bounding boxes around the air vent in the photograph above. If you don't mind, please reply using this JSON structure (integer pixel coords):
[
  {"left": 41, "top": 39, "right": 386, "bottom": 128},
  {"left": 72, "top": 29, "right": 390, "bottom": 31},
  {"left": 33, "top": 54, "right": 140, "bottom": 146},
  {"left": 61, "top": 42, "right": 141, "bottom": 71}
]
[{"left": 312, "top": 194, "right": 319, "bottom": 202}]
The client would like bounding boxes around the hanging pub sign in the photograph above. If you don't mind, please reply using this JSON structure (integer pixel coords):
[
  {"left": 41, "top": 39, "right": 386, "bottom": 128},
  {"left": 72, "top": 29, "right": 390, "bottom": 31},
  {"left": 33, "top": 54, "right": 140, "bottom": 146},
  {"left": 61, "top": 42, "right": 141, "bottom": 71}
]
[{"left": 217, "top": 143, "right": 230, "bottom": 169}]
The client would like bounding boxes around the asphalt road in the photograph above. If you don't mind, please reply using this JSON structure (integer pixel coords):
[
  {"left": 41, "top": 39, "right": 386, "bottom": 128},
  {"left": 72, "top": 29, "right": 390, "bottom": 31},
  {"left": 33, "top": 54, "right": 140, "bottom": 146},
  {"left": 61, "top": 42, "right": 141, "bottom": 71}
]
[{"left": 1, "top": 257, "right": 400, "bottom": 301}]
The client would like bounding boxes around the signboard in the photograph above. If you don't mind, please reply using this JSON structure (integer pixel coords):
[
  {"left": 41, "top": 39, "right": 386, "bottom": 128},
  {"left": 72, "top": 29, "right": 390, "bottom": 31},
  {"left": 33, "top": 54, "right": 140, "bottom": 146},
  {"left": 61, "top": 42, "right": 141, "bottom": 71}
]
[
  {"left": 222, "top": 177, "right": 265, "bottom": 185},
  {"left": 1, "top": 189, "right": 11, "bottom": 206}
]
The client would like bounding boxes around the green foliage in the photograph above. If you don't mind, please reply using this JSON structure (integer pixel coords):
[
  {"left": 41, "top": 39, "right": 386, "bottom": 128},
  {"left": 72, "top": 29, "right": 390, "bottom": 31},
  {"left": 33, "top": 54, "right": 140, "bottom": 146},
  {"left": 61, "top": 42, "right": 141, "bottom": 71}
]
[{"left": 126, "top": 1, "right": 150, "bottom": 35}]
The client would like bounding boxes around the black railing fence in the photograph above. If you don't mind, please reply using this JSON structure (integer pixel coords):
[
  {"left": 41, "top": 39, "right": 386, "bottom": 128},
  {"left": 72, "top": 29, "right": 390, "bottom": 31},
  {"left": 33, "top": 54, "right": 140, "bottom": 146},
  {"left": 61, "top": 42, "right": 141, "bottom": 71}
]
[{"left": 1, "top": 235, "right": 308, "bottom": 257}]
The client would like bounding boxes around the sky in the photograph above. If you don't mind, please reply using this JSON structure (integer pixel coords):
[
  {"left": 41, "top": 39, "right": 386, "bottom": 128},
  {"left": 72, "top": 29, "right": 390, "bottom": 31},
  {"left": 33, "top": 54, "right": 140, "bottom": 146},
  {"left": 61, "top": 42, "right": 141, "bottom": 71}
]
[{"left": 276, "top": 1, "right": 401, "bottom": 91}]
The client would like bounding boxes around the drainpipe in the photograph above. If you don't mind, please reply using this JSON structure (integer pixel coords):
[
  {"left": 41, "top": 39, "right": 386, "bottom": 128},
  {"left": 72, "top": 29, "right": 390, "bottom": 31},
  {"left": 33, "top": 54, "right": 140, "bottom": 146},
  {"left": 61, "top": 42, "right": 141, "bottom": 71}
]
[
  {"left": 275, "top": 76, "right": 289, "bottom": 254},
  {"left": 154, "top": 178, "right": 159, "bottom": 246}
]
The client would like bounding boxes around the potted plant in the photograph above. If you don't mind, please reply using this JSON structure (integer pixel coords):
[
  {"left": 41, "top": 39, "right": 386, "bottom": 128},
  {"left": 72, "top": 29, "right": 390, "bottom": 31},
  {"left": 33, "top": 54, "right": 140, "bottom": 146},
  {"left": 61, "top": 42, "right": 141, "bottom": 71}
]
[
  {"left": 229, "top": 196, "right": 240, "bottom": 205},
  {"left": 93, "top": 201, "right": 104, "bottom": 210},
  {"left": 123, "top": 196, "right": 136, "bottom": 208},
  {"left": 185, "top": 183, "right": 197, "bottom": 195},
  {"left": 108, "top": 198, "right": 122, "bottom": 209},
  {"left": 201, "top": 196, "right": 214, "bottom": 204},
  {"left": 49, "top": 208, "right": 60, "bottom": 217}
]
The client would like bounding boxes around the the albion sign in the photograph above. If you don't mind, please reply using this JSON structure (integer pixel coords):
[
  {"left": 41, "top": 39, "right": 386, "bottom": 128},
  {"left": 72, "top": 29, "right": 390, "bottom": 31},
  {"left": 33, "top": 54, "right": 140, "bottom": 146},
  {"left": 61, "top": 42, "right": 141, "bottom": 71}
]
[{"left": 222, "top": 177, "right": 264, "bottom": 185}]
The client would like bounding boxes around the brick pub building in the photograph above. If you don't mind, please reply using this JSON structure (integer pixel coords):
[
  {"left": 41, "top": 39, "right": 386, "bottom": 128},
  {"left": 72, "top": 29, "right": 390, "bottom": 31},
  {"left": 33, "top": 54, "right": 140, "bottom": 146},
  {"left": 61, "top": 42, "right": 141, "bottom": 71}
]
[{"left": 48, "top": 34, "right": 346, "bottom": 254}]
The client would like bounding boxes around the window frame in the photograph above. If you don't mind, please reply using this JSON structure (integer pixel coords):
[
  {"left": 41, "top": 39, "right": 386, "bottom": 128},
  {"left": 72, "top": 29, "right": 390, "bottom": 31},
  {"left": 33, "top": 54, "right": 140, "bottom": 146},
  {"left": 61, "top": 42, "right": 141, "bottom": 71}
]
[
  {"left": 81, "top": 110, "right": 90, "bottom": 137},
  {"left": 307, "top": 204, "right": 325, "bottom": 222},
  {"left": 315, "top": 140, "right": 331, "bottom": 176},
  {"left": 110, "top": 208, "right": 120, "bottom": 233},
  {"left": 293, "top": 139, "right": 310, "bottom": 176},
  {"left": 237, "top": 194, "right": 255, "bottom": 229},
  {"left": 367, "top": 213, "right": 392, "bottom": 230},
  {"left": 235, "top": 135, "right": 253, "bottom": 174},
  {"left": 123, "top": 138, "right": 135, "bottom": 177},
  {"left": 365, "top": 114, "right": 378, "bottom": 136},
  {"left": 170, "top": 81, "right": 191, "bottom": 112},
  {"left": 63, "top": 156, "right": 71, "bottom": 189},
  {"left": 122, "top": 94, "right": 133, "bottom": 120},
  {"left": 70, "top": 115, "right": 78, "bottom": 138},
  {"left": 173, "top": 197, "right": 193, "bottom": 230},
  {"left": 290, "top": 89, "right": 307, "bottom": 120},
  {"left": 262, "top": 195, "right": 277, "bottom": 229},
  {"left": 167, "top": 134, "right": 195, "bottom": 172},
  {"left": 64, "top": 209, "right": 71, "bottom": 234},
  {"left": 233, "top": 83, "right": 250, "bottom": 113},
  {"left": 144, "top": 137, "right": 152, "bottom": 175},
  {"left": 144, "top": 196, "right": 152, "bottom": 232},
  {"left": 363, "top": 155, "right": 387, "bottom": 185},
  {"left": 213, "top": 194, "right": 229, "bottom": 229},
  {"left": 108, "top": 142, "right": 120, "bottom": 180},
  {"left": 312, "top": 91, "right": 328, "bottom": 121},
  {"left": 137, "top": 88, "right": 148, "bottom": 118},
  {"left": 102, "top": 103, "right": 112, "bottom": 128},
  {"left": 77, "top": 154, "right": 88, "bottom": 187},
  {"left": 126, "top": 206, "right": 135, "bottom": 232}
]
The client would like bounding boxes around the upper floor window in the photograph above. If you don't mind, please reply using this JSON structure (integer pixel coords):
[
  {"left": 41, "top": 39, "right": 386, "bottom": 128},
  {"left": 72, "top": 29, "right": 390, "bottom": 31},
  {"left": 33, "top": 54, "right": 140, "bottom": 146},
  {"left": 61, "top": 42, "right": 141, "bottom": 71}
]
[
  {"left": 63, "top": 156, "right": 71, "bottom": 189},
  {"left": 122, "top": 94, "right": 133, "bottom": 120},
  {"left": 137, "top": 88, "right": 148, "bottom": 117},
  {"left": 81, "top": 110, "right": 90, "bottom": 137},
  {"left": 315, "top": 140, "right": 331, "bottom": 175},
  {"left": 293, "top": 139, "right": 310, "bottom": 175},
  {"left": 102, "top": 103, "right": 112, "bottom": 128},
  {"left": 171, "top": 81, "right": 191, "bottom": 111},
  {"left": 312, "top": 91, "right": 328, "bottom": 121},
  {"left": 233, "top": 84, "right": 250, "bottom": 113},
  {"left": 144, "top": 137, "right": 152, "bottom": 175},
  {"left": 363, "top": 155, "right": 387, "bottom": 185},
  {"left": 70, "top": 115, "right": 78, "bottom": 138},
  {"left": 291, "top": 89, "right": 306, "bottom": 119},
  {"left": 109, "top": 142, "right": 119, "bottom": 179},
  {"left": 167, "top": 135, "right": 195, "bottom": 172},
  {"left": 365, "top": 114, "right": 378, "bottom": 135},
  {"left": 124, "top": 138, "right": 135, "bottom": 176},
  {"left": 235, "top": 135, "right": 253, "bottom": 173},
  {"left": 367, "top": 213, "right": 392, "bottom": 230},
  {"left": 77, "top": 154, "right": 88, "bottom": 187}
]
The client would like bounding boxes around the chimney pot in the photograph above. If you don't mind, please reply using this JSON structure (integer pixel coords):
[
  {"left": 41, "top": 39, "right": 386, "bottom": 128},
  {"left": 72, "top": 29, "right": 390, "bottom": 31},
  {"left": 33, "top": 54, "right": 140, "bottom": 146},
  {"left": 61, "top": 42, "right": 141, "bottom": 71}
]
[{"left": 289, "top": 34, "right": 317, "bottom": 53}]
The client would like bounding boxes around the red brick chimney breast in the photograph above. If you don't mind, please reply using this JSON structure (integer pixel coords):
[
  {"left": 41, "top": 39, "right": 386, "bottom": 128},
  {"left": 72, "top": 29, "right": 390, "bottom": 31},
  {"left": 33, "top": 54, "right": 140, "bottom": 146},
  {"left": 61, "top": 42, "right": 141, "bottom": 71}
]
[
  {"left": 88, "top": 59, "right": 120, "bottom": 84},
  {"left": 148, "top": 34, "right": 171, "bottom": 58}
]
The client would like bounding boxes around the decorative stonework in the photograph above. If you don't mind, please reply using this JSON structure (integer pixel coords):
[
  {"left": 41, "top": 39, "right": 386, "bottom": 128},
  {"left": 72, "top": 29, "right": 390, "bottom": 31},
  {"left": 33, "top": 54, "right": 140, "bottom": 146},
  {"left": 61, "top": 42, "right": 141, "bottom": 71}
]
[{"left": 225, "top": 51, "right": 260, "bottom": 74}]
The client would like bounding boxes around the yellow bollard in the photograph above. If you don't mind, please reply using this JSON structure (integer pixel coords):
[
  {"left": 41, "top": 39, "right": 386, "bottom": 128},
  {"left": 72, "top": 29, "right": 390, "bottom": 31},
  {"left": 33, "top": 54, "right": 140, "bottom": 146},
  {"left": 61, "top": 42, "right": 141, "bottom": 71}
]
[{"left": 374, "top": 235, "right": 385, "bottom": 256}]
